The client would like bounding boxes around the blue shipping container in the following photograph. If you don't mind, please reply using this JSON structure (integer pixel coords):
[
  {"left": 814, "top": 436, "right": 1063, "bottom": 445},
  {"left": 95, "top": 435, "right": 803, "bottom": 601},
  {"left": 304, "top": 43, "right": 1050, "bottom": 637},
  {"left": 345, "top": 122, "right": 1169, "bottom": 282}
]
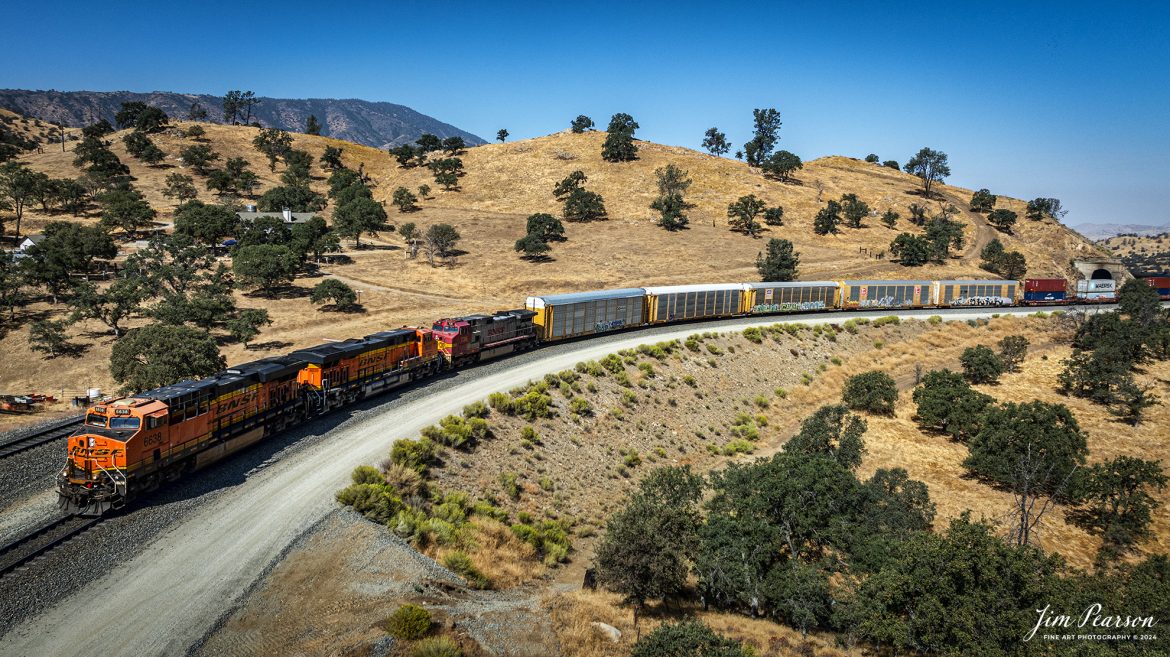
[{"left": 1024, "top": 291, "right": 1065, "bottom": 302}]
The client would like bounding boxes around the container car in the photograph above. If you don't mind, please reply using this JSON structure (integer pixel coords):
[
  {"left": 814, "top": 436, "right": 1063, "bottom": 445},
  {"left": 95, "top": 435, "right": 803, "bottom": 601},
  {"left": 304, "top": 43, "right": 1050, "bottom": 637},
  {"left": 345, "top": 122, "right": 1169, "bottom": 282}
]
[
  {"left": 1143, "top": 276, "right": 1170, "bottom": 300},
  {"left": 744, "top": 281, "right": 839, "bottom": 314},
  {"left": 643, "top": 283, "right": 746, "bottom": 324},
  {"left": 526, "top": 288, "right": 646, "bottom": 341},
  {"left": 1022, "top": 278, "right": 1067, "bottom": 305},
  {"left": 1076, "top": 279, "right": 1117, "bottom": 302}
]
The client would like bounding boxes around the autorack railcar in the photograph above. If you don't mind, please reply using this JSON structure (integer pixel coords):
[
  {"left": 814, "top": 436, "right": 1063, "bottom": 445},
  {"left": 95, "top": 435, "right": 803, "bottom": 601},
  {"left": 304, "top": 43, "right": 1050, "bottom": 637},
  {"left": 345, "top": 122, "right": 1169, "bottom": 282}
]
[
  {"left": 643, "top": 283, "right": 746, "bottom": 324},
  {"left": 526, "top": 288, "right": 646, "bottom": 341}
]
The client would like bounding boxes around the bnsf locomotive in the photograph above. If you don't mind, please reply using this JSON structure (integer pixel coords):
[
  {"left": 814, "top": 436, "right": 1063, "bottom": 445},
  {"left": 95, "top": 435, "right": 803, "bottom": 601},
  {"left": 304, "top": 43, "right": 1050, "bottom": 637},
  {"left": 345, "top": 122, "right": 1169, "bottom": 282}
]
[{"left": 60, "top": 276, "right": 1166, "bottom": 515}]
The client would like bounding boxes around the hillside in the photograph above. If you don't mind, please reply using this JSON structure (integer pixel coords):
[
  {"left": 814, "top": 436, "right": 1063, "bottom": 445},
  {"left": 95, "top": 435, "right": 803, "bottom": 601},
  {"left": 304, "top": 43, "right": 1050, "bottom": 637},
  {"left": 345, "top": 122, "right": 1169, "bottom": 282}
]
[
  {"left": 1075, "top": 222, "right": 1170, "bottom": 240},
  {"left": 1100, "top": 232, "right": 1170, "bottom": 274},
  {"left": 1, "top": 120, "right": 1107, "bottom": 423},
  {"left": 0, "top": 89, "right": 484, "bottom": 148}
]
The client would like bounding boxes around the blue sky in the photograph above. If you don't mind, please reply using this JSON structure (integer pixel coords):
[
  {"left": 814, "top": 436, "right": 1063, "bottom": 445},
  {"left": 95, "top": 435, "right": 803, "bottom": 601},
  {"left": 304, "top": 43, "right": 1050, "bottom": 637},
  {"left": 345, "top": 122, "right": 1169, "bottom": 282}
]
[{"left": 3, "top": 1, "right": 1168, "bottom": 226}]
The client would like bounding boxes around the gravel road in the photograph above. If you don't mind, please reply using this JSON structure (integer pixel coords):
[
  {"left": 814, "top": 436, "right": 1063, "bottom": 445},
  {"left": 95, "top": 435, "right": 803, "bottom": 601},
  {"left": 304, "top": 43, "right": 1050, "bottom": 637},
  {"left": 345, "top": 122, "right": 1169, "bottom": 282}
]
[{"left": 0, "top": 306, "right": 1108, "bottom": 656}]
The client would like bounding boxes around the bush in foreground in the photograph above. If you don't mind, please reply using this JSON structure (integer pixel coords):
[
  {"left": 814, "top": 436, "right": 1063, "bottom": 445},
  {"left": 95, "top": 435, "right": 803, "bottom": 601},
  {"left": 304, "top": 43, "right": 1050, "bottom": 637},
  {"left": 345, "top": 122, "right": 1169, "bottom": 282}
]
[
  {"left": 385, "top": 603, "right": 432, "bottom": 640},
  {"left": 842, "top": 370, "right": 898, "bottom": 415}
]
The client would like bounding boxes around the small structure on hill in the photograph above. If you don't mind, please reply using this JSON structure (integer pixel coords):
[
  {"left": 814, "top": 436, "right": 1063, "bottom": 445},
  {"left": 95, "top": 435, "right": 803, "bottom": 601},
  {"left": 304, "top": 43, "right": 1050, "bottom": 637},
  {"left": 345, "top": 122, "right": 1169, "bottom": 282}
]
[{"left": 237, "top": 207, "right": 316, "bottom": 225}]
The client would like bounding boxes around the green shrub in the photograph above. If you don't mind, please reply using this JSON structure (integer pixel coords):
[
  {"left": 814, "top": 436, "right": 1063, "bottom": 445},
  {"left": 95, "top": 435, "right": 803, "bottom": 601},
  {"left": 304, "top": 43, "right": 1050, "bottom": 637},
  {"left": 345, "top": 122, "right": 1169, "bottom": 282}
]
[
  {"left": 500, "top": 471, "right": 521, "bottom": 499},
  {"left": 614, "top": 370, "right": 632, "bottom": 387},
  {"left": 351, "top": 464, "right": 382, "bottom": 485},
  {"left": 336, "top": 483, "right": 403, "bottom": 523},
  {"left": 520, "top": 425, "right": 542, "bottom": 445},
  {"left": 873, "top": 315, "right": 901, "bottom": 327},
  {"left": 743, "top": 327, "right": 763, "bottom": 343},
  {"left": 575, "top": 360, "right": 606, "bottom": 377},
  {"left": 830, "top": 356, "right": 843, "bottom": 366},
  {"left": 539, "top": 476, "right": 555, "bottom": 491},
  {"left": 511, "top": 519, "right": 571, "bottom": 565},
  {"left": 706, "top": 343, "right": 722, "bottom": 355},
  {"left": 685, "top": 336, "right": 702, "bottom": 352},
  {"left": 558, "top": 369, "right": 579, "bottom": 383},
  {"left": 928, "top": 315, "right": 943, "bottom": 324},
  {"left": 622, "top": 390, "right": 638, "bottom": 407},
  {"left": 391, "top": 437, "right": 440, "bottom": 473},
  {"left": 753, "top": 394, "right": 769, "bottom": 408},
  {"left": 774, "top": 387, "right": 788, "bottom": 398},
  {"left": 843, "top": 319, "right": 860, "bottom": 334},
  {"left": 600, "top": 353, "right": 625, "bottom": 373},
  {"left": 487, "top": 392, "right": 514, "bottom": 413},
  {"left": 570, "top": 397, "right": 593, "bottom": 416},
  {"left": 423, "top": 415, "right": 491, "bottom": 450},
  {"left": 442, "top": 551, "right": 492, "bottom": 589},
  {"left": 462, "top": 401, "right": 489, "bottom": 418},
  {"left": 471, "top": 498, "right": 509, "bottom": 522},
  {"left": 385, "top": 604, "right": 432, "bottom": 640},
  {"left": 722, "top": 439, "right": 756, "bottom": 455},
  {"left": 411, "top": 636, "right": 461, "bottom": 657},
  {"left": 623, "top": 449, "right": 642, "bottom": 468},
  {"left": 682, "top": 375, "right": 697, "bottom": 387},
  {"left": 513, "top": 390, "right": 554, "bottom": 420}
]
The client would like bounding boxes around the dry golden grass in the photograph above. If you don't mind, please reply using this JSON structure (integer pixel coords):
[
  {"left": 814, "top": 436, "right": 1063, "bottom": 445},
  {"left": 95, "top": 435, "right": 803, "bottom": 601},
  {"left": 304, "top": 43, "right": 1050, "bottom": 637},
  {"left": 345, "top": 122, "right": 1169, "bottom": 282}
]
[
  {"left": 547, "top": 589, "right": 861, "bottom": 657},
  {"left": 1, "top": 118, "right": 1106, "bottom": 427},
  {"left": 431, "top": 517, "right": 543, "bottom": 589},
  {"left": 1100, "top": 232, "right": 1170, "bottom": 258}
]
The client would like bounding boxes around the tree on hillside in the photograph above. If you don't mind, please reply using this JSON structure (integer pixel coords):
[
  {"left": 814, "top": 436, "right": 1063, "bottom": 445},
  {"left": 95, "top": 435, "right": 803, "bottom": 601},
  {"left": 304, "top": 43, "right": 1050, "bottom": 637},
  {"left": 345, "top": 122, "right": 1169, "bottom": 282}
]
[
  {"left": 756, "top": 238, "right": 799, "bottom": 282},
  {"left": 391, "top": 186, "right": 419, "bottom": 213},
  {"left": 842, "top": 371, "right": 898, "bottom": 415},
  {"left": 763, "top": 206, "right": 784, "bottom": 226},
  {"left": 99, "top": 187, "right": 157, "bottom": 238},
  {"left": 783, "top": 404, "right": 867, "bottom": 471},
  {"left": 0, "top": 162, "right": 40, "bottom": 237},
  {"left": 415, "top": 133, "right": 442, "bottom": 154},
  {"left": 496, "top": 129, "right": 508, "bottom": 143},
  {"left": 257, "top": 184, "right": 326, "bottom": 213},
  {"left": 417, "top": 184, "right": 431, "bottom": 199},
  {"left": 912, "top": 369, "right": 994, "bottom": 442},
  {"left": 904, "top": 147, "right": 950, "bottom": 197},
  {"left": 22, "top": 221, "right": 117, "bottom": 302},
  {"left": 388, "top": 144, "right": 417, "bottom": 168},
  {"left": 881, "top": 209, "right": 899, "bottom": 229},
  {"left": 701, "top": 128, "right": 730, "bottom": 156},
  {"left": 961, "top": 345, "right": 1005, "bottom": 384},
  {"left": 115, "top": 102, "right": 168, "bottom": 133},
  {"left": 253, "top": 128, "right": 293, "bottom": 172},
  {"left": 187, "top": 102, "right": 208, "bottom": 121},
  {"left": 424, "top": 223, "right": 461, "bottom": 266},
  {"left": 180, "top": 144, "right": 220, "bottom": 175},
  {"left": 0, "top": 251, "right": 29, "bottom": 320},
  {"left": 239, "top": 91, "right": 259, "bottom": 124},
  {"left": 602, "top": 113, "right": 639, "bottom": 162},
  {"left": 162, "top": 173, "right": 198, "bottom": 205},
  {"left": 310, "top": 279, "right": 359, "bottom": 311},
  {"left": 226, "top": 308, "right": 271, "bottom": 348},
  {"left": 840, "top": 193, "right": 871, "bottom": 228},
  {"left": 111, "top": 323, "right": 225, "bottom": 393},
  {"left": 553, "top": 171, "right": 587, "bottom": 199},
  {"left": 650, "top": 164, "right": 693, "bottom": 231},
  {"left": 174, "top": 200, "right": 240, "bottom": 246},
  {"left": 596, "top": 466, "right": 704, "bottom": 634},
  {"left": 761, "top": 150, "right": 802, "bottom": 182},
  {"left": 998, "top": 335, "right": 1030, "bottom": 372},
  {"left": 28, "top": 319, "right": 77, "bottom": 358},
  {"left": 865, "top": 154, "right": 880, "bottom": 163},
  {"left": 305, "top": 114, "right": 321, "bottom": 135},
  {"left": 1026, "top": 197, "right": 1066, "bottom": 221},
  {"left": 122, "top": 131, "right": 166, "bottom": 165},
  {"left": 987, "top": 208, "right": 1018, "bottom": 233},
  {"left": 890, "top": 233, "right": 930, "bottom": 266},
  {"left": 290, "top": 216, "right": 340, "bottom": 263},
  {"left": 970, "top": 188, "right": 996, "bottom": 212},
  {"left": 332, "top": 196, "right": 390, "bottom": 248},
  {"left": 883, "top": 159, "right": 899, "bottom": 170},
  {"left": 525, "top": 213, "right": 565, "bottom": 242},
  {"left": 727, "top": 194, "right": 765, "bottom": 237},
  {"left": 570, "top": 115, "right": 594, "bottom": 133},
  {"left": 441, "top": 136, "right": 466, "bottom": 155},
  {"left": 744, "top": 108, "right": 782, "bottom": 167},
  {"left": 232, "top": 244, "right": 300, "bottom": 295},
  {"left": 427, "top": 157, "right": 464, "bottom": 190},
  {"left": 514, "top": 233, "right": 551, "bottom": 260},
  {"left": 67, "top": 278, "right": 148, "bottom": 337},
  {"left": 1079, "top": 456, "right": 1168, "bottom": 556},
  {"left": 925, "top": 217, "right": 965, "bottom": 261},
  {"left": 222, "top": 90, "right": 242, "bottom": 124},
  {"left": 813, "top": 200, "right": 842, "bottom": 236},
  {"left": 965, "top": 401, "right": 1088, "bottom": 545},
  {"left": 562, "top": 187, "right": 607, "bottom": 222},
  {"left": 185, "top": 124, "right": 206, "bottom": 140},
  {"left": 320, "top": 145, "right": 344, "bottom": 170}
]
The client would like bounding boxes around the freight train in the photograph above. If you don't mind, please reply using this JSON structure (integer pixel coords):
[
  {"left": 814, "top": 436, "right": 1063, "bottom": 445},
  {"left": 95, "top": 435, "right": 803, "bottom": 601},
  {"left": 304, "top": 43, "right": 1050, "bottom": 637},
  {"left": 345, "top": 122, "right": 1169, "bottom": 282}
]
[{"left": 58, "top": 275, "right": 1164, "bottom": 515}]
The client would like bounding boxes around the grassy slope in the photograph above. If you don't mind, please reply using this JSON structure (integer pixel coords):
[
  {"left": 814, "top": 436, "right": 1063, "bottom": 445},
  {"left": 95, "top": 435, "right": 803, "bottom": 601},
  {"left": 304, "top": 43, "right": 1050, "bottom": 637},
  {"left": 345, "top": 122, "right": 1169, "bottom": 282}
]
[{"left": 2, "top": 121, "right": 1106, "bottom": 424}]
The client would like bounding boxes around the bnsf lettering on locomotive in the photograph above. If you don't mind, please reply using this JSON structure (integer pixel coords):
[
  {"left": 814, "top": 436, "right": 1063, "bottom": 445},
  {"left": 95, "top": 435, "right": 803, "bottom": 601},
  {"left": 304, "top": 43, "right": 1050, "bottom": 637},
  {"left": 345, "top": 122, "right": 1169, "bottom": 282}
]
[
  {"left": 70, "top": 445, "right": 125, "bottom": 457},
  {"left": 216, "top": 391, "right": 258, "bottom": 414}
]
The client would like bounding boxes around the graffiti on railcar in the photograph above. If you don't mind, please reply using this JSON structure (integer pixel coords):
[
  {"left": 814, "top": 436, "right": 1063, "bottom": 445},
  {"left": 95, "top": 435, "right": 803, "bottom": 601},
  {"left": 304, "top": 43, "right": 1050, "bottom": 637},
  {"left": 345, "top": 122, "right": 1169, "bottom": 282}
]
[
  {"left": 595, "top": 319, "right": 626, "bottom": 331},
  {"left": 949, "top": 296, "right": 1013, "bottom": 307},
  {"left": 753, "top": 300, "right": 827, "bottom": 313},
  {"left": 858, "top": 296, "right": 909, "bottom": 308}
]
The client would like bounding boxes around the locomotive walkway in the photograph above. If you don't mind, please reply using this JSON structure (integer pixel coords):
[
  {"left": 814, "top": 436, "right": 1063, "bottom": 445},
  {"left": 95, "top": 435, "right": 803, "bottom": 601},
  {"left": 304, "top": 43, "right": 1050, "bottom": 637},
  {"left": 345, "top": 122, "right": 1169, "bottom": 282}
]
[{"left": 0, "top": 306, "right": 1119, "bottom": 657}]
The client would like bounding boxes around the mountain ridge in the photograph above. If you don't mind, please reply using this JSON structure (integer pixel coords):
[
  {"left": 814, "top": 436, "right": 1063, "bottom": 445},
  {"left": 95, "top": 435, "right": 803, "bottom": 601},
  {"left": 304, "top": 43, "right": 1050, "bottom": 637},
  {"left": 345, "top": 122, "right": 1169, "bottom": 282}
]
[{"left": 0, "top": 88, "right": 485, "bottom": 149}]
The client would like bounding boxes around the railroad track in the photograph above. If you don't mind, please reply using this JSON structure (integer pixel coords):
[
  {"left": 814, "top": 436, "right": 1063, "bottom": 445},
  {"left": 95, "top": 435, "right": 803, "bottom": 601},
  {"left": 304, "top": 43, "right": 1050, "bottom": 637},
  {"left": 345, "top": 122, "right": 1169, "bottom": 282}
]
[
  {"left": 0, "top": 416, "right": 80, "bottom": 460},
  {"left": 0, "top": 515, "right": 101, "bottom": 578}
]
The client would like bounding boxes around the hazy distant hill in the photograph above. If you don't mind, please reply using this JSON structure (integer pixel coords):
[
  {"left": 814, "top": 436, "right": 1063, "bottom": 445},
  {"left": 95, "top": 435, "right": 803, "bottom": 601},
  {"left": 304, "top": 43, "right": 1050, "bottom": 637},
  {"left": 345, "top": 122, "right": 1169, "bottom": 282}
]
[
  {"left": 0, "top": 89, "right": 485, "bottom": 149},
  {"left": 1073, "top": 222, "right": 1170, "bottom": 240}
]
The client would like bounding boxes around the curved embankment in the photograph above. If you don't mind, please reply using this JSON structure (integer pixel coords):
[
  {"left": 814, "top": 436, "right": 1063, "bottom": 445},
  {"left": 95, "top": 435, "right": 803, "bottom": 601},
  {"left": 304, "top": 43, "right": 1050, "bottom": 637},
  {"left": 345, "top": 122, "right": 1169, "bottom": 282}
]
[{"left": 0, "top": 306, "right": 1107, "bottom": 657}]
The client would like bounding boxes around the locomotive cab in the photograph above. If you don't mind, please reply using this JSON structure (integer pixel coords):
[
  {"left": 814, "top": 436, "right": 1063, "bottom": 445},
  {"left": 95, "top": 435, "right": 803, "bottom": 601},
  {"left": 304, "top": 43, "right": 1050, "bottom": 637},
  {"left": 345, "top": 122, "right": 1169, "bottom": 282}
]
[{"left": 58, "top": 398, "right": 167, "bottom": 515}]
